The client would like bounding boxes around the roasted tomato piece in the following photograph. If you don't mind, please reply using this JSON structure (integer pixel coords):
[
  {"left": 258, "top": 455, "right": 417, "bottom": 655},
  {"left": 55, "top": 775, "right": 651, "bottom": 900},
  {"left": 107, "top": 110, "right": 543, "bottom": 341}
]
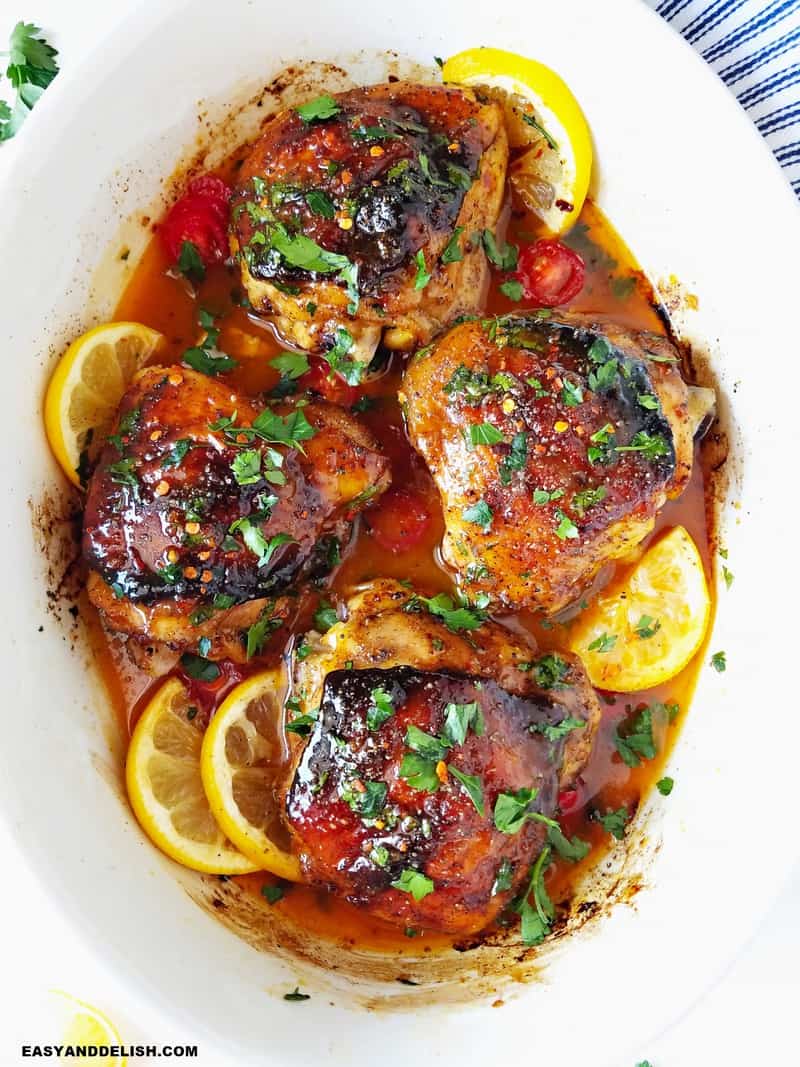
[
  {"left": 365, "top": 487, "right": 431, "bottom": 553},
  {"left": 159, "top": 175, "right": 232, "bottom": 269},
  {"left": 516, "top": 238, "right": 585, "bottom": 306}
]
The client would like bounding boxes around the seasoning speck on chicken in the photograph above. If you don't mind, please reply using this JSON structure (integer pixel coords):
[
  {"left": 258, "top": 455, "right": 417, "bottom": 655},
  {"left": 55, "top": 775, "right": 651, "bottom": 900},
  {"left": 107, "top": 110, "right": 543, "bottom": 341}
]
[
  {"left": 402, "top": 311, "right": 710, "bottom": 614},
  {"left": 230, "top": 83, "right": 508, "bottom": 370},
  {"left": 284, "top": 579, "right": 600, "bottom": 935},
  {"left": 82, "top": 367, "right": 390, "bottom": 656}
]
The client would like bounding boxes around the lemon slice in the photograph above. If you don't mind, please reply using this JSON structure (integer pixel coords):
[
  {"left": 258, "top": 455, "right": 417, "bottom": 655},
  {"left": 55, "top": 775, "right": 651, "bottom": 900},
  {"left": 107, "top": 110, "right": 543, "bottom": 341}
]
[
  {"left": 567, "top": 526, "right": 710, "bottom": 692},
  {"left": 44, "top": 321, "right": 163, "bottom": 487},
  {"left": 442, "top": 47, "right": 592, "bottom": 234},
  {"left": 126, "top": 676, "right": 257, "bottom": 874},
  {"left": 52, "top": 992, "right": 125, "bottom": 1066},
  {"left": 201, "top": 670, "right": 303, "bottom": 881}
]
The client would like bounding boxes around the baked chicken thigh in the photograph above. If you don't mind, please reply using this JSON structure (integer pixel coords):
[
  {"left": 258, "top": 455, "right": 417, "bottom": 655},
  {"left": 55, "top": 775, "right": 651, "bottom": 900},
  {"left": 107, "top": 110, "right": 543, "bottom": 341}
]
[
  {"left": 402, "top": 312, "right": 710, "bottom": 615},
  {"left": 285, "top": 579, "right": 601, "bottom": 935},
  {"left": 230, "top": 83, "right": 508, "bottom": 367},
  {"left": 83, "top": 367, "right": 390, "bottom": 653}
]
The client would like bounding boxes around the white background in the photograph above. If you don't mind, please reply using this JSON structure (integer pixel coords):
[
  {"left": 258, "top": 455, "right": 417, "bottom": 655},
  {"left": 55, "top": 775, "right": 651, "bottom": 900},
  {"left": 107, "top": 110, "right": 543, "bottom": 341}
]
[{"left": 0, "top": 1, "right": 796, "bottom": 1063}]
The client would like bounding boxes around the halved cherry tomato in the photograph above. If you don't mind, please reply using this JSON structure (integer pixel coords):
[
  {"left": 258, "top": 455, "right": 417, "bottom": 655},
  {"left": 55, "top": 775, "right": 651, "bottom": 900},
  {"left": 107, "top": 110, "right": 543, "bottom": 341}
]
[
  {"left": 516, "top": 238, "right": 585, "bottom": 306},
  {"left": 365, "top": 487, "right": 431, "bottom": 553},
  {"left": 299, "top": 357, "right": 361, "bottom": 407},
  {"left": 159, "top": 175, "right": 232, "bottom": 269}
]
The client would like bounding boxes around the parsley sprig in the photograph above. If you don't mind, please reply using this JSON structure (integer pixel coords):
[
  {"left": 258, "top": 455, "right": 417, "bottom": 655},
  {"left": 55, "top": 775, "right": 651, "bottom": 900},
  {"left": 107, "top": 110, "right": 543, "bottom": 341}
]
[{"left": 0, "top": 23, "right": 58, "bottom": 141}]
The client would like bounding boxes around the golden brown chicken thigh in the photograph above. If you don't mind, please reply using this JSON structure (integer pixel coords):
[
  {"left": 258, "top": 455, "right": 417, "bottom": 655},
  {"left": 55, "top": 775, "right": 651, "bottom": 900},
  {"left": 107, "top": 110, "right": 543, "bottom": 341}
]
[
  {"left": 230, "top": 83, "right": 508, "bottom": 368},
  {"left": 284, "top": 579, "right": 601, "bottom": 935},
  {"left": 402, "top": 311, "right": 707, "bottom": 615},
  {"left": 83, "top": 367, "right": 390, "bottom": 654}
]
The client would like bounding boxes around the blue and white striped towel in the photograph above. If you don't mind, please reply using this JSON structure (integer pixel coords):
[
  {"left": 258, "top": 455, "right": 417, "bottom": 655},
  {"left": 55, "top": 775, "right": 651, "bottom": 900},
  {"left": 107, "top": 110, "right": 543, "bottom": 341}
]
[{"left": 648, "top": 0, "right": 800, "bottom": 197}]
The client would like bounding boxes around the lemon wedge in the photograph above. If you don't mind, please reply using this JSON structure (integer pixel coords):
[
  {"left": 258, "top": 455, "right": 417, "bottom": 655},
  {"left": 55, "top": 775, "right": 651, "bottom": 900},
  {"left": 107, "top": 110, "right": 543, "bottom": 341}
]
[
  {"left": 126, "top": 677, "right": 257, "bottom": 874},
  {"left": 201, "top": 670, "right": 302, "bottom": 882},
  {"left": 567, "top": 526, "right": 711, "bottom": 692},
  {"left": 44, "top": 321, "right": 163, "bottom": 487},
  {"left": 442, "top": 47, "right": 592, "bottom": 234},
  {"left": 52, "top": 992, "right": 125, "bottom": 1066}
]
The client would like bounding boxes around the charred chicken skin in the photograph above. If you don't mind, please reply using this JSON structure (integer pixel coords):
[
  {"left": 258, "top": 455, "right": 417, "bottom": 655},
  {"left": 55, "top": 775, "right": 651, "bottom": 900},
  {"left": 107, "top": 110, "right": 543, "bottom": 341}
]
[
  {"left": 285, "top": 579, "right": 600, "bottom": 935},
  {"left": 402, "top": 311, "right": 704, "bottom": 615},
  {"left": 83, "top": 367, "right": 390, "bottom": 653},
  {"left": 230, "top": 83, "right": 508, "bottom": 365}
]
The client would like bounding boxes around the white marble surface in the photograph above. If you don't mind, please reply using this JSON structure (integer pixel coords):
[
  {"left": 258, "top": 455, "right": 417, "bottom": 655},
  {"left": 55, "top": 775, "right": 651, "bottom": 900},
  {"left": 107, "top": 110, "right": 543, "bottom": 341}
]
[{"left": 0, "top": 3, "right": 795, "bottom": 1062}]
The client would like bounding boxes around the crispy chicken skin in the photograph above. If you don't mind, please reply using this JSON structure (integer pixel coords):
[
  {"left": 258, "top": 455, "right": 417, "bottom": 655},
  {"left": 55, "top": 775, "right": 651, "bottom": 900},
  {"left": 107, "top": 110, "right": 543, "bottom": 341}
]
[
  {"left": 231, "top": 83, "right": 508, "bottom": 364},
  {"left": 284, "top": 579, "right": 600, "bottom": 935},
  {"left": 83, "top": 367, "right": 390, "bottom": 653},
  {"left": 402, "top": 312, "right": 697, "bottom": 615}
]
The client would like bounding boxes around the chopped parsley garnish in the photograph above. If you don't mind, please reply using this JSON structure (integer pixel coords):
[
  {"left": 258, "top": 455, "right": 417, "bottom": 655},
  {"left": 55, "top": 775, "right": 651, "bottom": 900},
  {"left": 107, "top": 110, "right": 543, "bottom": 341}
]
[
  {"left": 414, "top": 249, "right": 432, "bottom": 289},
  {"left": 449, "top": 766, "right": 484, "bottom": 815},
  {"left": 598, "top": 806, "right": 629, "bottom": 840},
  {"left": 404, "top": 591, "right": 489, "bottom": 632},
  {"left": 295, "top": 94, "right": 340, "bottom": 122},
  {"left": 161, "top": 438, "right": 192, "bottom": 469},
  {"left": 614, "top": 705, "right": 659, "bottom": 768},
  {"left": 418, "top": 151, "right": 449, "bottom": 187},
  {"left": 391, "top": 868, "right": 435, "bottom": 901},
  {"left": 634, "top": 614, "right": 661, "bottom": 639},
  {"left": 637, "top": 393, "right": 659, "bottom": 411},
  {"left": 270, "top": 351, "right": 309, "bottom": 380},
  {"left": 182, "top": 308, "right": 238, "bottom": 376},
  {"left": 711, "top": 650, "right": 727, "bottom": 673},
  {"left": 442, "top": 701, "right": 484, "bottom": 746},
  {"left": 722, "top": 564, "right": 734, "bottom": 589},
  {"left": 180, "top": 652, "right": 220, "bottom": 682},
  {"left": 245, "top": 603, "right": 282, "bottom": 659},
  {"left": 571, "top": 485, "right": 607, "bottom": 516},
  {"left": 587, "top": 632, "right": 617, "bottom": 653},
  {"left": 399, "top": 752, "right": 441, "bottom": 792},
  {"left": 231, "top": 450, "right": 263, "bottom": 485},
  {"left": 178, "top": 240, "right": 205, "bottom": 283},
  {"left": 481, "top": 230, "right": 518, "bottom": 271},
  {"left": 500, "top": 278, "right": 524, "bottom": 301},
  {"left": 554, "top": 508, "right": 579, "bottom": 540},
  {"left": 615, "top": 431, "right": 670, "bottom": 460},
  {"left": 285, "top": 711, "right": 318, "bottom": 737},
  {"left": 229, "top": 519, "right": 293, "bottom": 569},
  {"left": 547, "top": 825, "right": 590, "bottom": 862},
  {"left": 322, "top": 326, "right": 363, "bottom": 385},
  {"left": 523, "top": 653, "right": 571, "bottom": 690},
  {"left": 462, "top": 498, "right": 493, "bottom": 532},
  {"left": 405, "top": 724, "right": 449, "bottom": 761},
  {"left": 313, "top": 600, "right": 338, "bottom": 632},
  {"left": 341, "top": 779, "right": 387, "bottom": 818},
  {"left": 657, "top": 777, "right": 674, "bottom": 796},
  {"left": 514, "top": 845, "right": 554, "bottom": 945},
  {"left": 561, "top": 379, "right": 584, "bottom": 407},
  {"left": 266, "top": 225, "right": 359, "bottom": 310},
  {"left": 499, "top": 432, "right": 528, "bottom": 485},
  {"left": 366, "top": 687, "right": 395, "bottom": 731},
  {"left": 261, "top": 884, "right": 285, "bottom": 904},
  {"left": 494, "top": 786, "right": 558, "bottom": 835},
  {"left": 305, "top": 189, "right": 335, "bottom": 218},
  {"left": 533, "top": 487, "right": 565, "bottom": 505},
  {"left": 440, "top": 226, "right": 464, "bottom": 264},
  {"left": 468, "top": 422, "right": 505, "bottom": 447},
  {"left": 107, "top": 457, "right": 139, "bottom": 489},
  {"left": 443, "top": 365, "right": 515, "bottom": 404}
]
